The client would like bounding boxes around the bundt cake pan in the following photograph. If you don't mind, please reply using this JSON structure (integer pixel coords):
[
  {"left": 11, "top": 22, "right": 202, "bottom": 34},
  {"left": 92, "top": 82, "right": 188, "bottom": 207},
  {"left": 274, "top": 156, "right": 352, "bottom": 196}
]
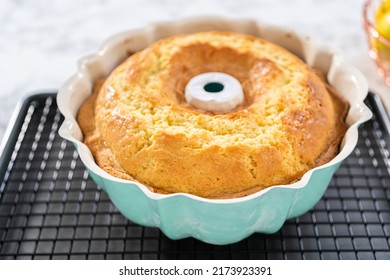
[{"left": 57, "top": 17, "right": 372, "bottom": 245}]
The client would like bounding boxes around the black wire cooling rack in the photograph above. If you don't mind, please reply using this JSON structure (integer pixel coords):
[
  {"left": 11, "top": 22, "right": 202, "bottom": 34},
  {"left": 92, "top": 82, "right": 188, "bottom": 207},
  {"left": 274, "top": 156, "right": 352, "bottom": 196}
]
[{"left": 0, "top": 92, "right": 390, "bottom": 260}]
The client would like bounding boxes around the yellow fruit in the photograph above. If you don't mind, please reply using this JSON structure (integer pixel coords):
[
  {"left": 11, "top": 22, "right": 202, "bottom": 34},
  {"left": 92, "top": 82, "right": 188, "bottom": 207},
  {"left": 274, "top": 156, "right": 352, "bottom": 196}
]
[
  {"left": 375, "top": 0, "right": 390, "bottom": 40},
  {"left": 373, "top": 0, "right": 390, "bottom": 61}
]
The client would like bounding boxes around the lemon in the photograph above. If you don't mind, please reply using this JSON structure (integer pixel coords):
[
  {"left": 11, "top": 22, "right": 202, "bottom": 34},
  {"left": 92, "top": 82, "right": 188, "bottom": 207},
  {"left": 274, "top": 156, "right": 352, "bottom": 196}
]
[
  {"left": 373, "top": 0, "right": 390, "bottom": 59},
  {"left": 375, "top": 0, "right": 390, "bottom": 39}
]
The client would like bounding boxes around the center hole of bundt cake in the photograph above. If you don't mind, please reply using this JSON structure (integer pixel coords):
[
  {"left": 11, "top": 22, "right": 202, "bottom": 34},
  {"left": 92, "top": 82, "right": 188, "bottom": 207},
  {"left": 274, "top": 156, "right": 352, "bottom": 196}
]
[
  {"left": 204, "top": 82, "right": 224, "bottom": 93},
  {"left": 185, "top": 72, "right": 244, "bottom": 113},
  {"left": 166, "top": 44, "right": 277, "bottom": 113}
]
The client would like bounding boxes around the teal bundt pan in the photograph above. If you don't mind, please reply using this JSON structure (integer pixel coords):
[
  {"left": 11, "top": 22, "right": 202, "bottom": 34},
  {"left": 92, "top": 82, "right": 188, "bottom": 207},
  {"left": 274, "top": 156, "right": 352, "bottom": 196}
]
[{"left": 57, "top": 17, "right": 372, "bottom": 245}]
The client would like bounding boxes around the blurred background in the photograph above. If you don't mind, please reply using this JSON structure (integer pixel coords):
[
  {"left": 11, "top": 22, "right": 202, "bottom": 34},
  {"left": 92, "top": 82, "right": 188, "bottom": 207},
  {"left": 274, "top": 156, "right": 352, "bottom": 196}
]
[{"left": 0, "top": 0, "right": 388, "bottom": 142}]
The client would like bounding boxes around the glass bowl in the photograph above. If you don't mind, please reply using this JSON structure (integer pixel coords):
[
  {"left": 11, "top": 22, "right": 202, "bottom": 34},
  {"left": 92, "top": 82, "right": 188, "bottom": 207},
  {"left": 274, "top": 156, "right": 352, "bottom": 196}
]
[
  {"left": 57, "top": 17, "right": 372, "bottom": 245},
  {"left": 364, "top": 0, "right": 390, "bottom": 85}
]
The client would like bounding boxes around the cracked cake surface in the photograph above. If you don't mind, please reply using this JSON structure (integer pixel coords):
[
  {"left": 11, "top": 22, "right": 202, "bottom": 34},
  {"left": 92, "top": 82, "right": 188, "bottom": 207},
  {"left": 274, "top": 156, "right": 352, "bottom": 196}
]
[{"left": 77, "top": 31, "right": 348, "bottom": 198}]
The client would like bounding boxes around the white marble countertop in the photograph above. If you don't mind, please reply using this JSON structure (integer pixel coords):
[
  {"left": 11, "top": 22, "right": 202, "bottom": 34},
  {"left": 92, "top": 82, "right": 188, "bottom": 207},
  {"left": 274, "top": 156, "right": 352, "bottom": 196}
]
[{"left": 1, "top": 0, "right": 389, "bottom": 144}]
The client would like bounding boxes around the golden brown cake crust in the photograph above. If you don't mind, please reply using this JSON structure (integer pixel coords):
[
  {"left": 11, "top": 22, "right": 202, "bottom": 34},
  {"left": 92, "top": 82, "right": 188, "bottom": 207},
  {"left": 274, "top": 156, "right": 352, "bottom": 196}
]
[{"left": 77, "top": 31, "right": 348, "bottom": 198}]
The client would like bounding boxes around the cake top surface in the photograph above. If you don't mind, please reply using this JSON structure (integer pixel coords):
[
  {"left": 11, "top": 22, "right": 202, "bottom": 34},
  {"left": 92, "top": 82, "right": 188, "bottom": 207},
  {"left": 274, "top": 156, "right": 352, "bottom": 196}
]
[{"left": 77, "top": 31, "right": 348, "bottom": 198}]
